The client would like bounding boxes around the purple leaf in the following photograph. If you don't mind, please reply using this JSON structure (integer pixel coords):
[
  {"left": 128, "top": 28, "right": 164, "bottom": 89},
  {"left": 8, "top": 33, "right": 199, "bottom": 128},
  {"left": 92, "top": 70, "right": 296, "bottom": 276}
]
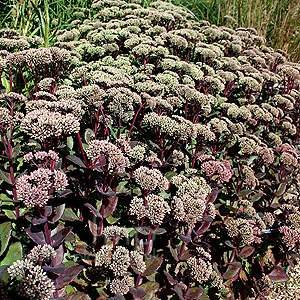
[
  {"left": 32, "top": 216, "right": 48, "bottom": 226},
  {"left": 142, "top": 257, "right": 163, "bottom": 277},
  {"left": 43, "top": 264, "right": 65, "bottom": 275},
  {"left": 185, "top": 287, "right": 204, "bottom": 299},
  {"left": 223, "top": 262, "right": 242, "bottom": 281},
  {"left": 225, "top": 240, "right": 236, "bottom": 248},
  {"left": 173, "top": 285, "right": 184, "bottom": 300},
  {"left": 96, "top": 184, "right": 117, "bottom": 197},
  {"left": 25, "top": 228, "right": 46, "bottom": 245},
  {"left": 163, "top": 271, "right": 177, "bottom": 285},
  {"left": 65, "top": 291, "right": 91, "bottom": 300},
  {"left": 84, "top": 203, "right": 102, "bottom": 218},
  {"left": 268, "top": 266, "right": 289, "bottom": 282},
  {"left": 53, "top": 245, "right": 64, "bottom": 265},
  {"left": 56, "top": 265, "right": 85, "bottom": 289},
  {"left": 168, "top": 241, "right": 179, "bottom": 262},
  {"left": 45, "top": 206, "right": 53, "bottom": 216},
  {"left": 146, "top": 240, "right": 153, "bottom": 254},
  {"left": 238, "top": 246, "right": 255, "bottom": 258},
  {"left": 51, "top": 227, "right": 72, "bottom": 248},
  {"left": 57, "top": 189, "right": 72, "bottom": 198},
  {"left": 135, "top": 227, "right": 151, "bottom": 235},
  {"left": 52, "top": 204, "right": 66, "bottom": 223},
  {"left": 88, "top": 219, "right": 99, "bottom": 236},
  {"left": 179, "top": 235, "right": 191, "bottom": 244},
  {"left": 0, "top": 170, "right": 12, "bottom": 185},
  {"left": 207, "top": 188, "right": 220, "bottom": 203},
  {"left": 139, "top": 239, "right": 144, "bottom": 253},
  {"left": 154, "top": 228, "right": 167, "bottom": 235},
  {"left": 103, "top": 196, "right": 118, "bottom": 218},
  {"left": 67, "top": 155, "right": 87, "bottom": 168},
  {"left": 197, "top": 220, "right": 213, "bottom": 235},
  {"left": 129, "top": 287, "right": 147, "bottom": 299}
]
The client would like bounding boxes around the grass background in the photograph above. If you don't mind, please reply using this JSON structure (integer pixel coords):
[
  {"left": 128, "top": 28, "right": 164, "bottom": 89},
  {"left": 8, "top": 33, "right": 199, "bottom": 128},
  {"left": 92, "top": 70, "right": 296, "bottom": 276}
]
[{"left": 0, "top": 0, "right": 299, "bottom": 61}]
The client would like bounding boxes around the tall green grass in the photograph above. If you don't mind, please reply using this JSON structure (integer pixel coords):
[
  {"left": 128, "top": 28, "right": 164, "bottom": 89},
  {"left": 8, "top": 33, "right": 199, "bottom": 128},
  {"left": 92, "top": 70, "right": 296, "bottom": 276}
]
[
  {"left": 1, "top": 0, "right": 299, "bottom": 62},
  {"left": 0, "top": 0, "right": 92, "bottom": 46},
  {"left": 171, "top": 0, "right": 300, "bottom": 62}
]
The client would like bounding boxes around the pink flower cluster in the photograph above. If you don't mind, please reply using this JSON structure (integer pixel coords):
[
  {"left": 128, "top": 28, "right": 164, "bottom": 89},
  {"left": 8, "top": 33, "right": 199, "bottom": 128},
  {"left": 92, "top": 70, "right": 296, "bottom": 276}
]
[
  {"left": 198, "top": 154, "right": 234, "bottom": 182},
  {"left": 276, "top": 143, "right": 298, "bottom": 167},
  {"left": 16, "top": 168, "right": 68, "bottom": 207}
]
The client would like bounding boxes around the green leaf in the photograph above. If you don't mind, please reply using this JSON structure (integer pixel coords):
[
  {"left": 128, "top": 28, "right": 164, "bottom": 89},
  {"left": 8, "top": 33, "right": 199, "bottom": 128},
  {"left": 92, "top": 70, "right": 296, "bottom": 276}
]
[
  {"left": 96, "top": 290, "right": 110, "bottom": 300},
  {"left": 1, "top": 77, "right": 10, "bottom": 93},
  {"left": 0, "top": 222, "right": 12, "bottom": 256},
  {"left": 84, "top": 128, "right": 95, "bottom": 143},
  {"left": 12, "top": 144, "right": 21, "bottom": 158},
  {"left": 0, "top": 242, "right": 22, "bottom": 266},
  {"left": 0, "top": 265, "right": 9, "bottom": 281},
  {"left": 67, "top": 136, "right": 74, "bottom": 150},
  {"left": 61, "top": 208, "right": 80, "bottom": 222},
  {"left": 276, "top": 182, "right": 287, "bottom": 196},
  {"left": 238, "top": 189, "right": 253, "bottom": 197}
]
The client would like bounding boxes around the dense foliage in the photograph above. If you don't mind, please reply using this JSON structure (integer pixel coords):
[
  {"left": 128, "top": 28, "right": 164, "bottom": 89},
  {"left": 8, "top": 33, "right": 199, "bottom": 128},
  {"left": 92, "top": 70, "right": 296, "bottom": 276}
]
[{"left": 1, "top": 0, "right": 300, "bottom": 299}]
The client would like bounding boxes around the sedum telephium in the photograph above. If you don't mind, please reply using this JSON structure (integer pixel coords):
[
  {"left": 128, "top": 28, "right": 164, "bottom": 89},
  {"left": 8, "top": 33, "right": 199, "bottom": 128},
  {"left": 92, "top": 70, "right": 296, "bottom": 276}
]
[{"left": 0, "top": 0, "right": 300, "bottom": 299}]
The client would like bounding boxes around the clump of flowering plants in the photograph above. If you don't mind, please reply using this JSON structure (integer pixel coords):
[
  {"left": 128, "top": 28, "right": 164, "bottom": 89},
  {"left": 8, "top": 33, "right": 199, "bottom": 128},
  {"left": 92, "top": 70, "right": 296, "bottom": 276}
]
[{"left": 1, "top": 1, "right": 300, "bottom": 299}]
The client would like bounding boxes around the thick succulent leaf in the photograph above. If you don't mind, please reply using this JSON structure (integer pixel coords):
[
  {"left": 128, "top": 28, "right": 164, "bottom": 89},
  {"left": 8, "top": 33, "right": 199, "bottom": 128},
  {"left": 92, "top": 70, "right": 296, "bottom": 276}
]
[
  {"left": 25, "top": 228, "right": 46, "bottom": 245},
  {"left": 238, "top": 246, "right": 255, "bottom": 258},
  {"left": 43, "top": 264, "right": 66, "bottom": 275},
  {"left": 0, "top": 242, "right": 22, "bottom": 266},
  {"left": 268, "top": 266, "right": 289, "bottom": 282},
  {"left": 65, "top": 291, "right": 91, "bottom": 300},
  {"left": 0, "top": 170, "right": 12, "bottom": 185},
  {"left": 0, "top": 222, "right": 11, "bottom": 256},
  {"left": 61, "top": 208, "right": 80, "bottom": 222},
  {"left": 88, "top": 219, "right": 99, "bottom": 236},
  {"left": 184, "top": 287, "right": 204, "bottom": 299},
  {"left": 56, "top": 265, "right": 85, "bottom": 289},
  {"left": 129, "top": 287, "right": 147, "bottom": 299},
  {"left": 103, "top": 196, "right": 118, "bottom": 218},
  {"left": 53, "top": 204, "right": 66, "bottom": 222},
  {"left": 51, "top": 226, "right": 73, "bottom": 248},
  {"left": 223, "top": 262, "right": 242, "bottom": 281},
  {"left": 32, "top": 216, "right": 48, "bottom": 226},
  {"left": 163, "top": 271, "right": 178, "bottom": 285},
  {"left": 67, "top": 155, "right": 87, "bottom": 168},
  {"left": 142, "top": 257, "right": 163, "bottom": 277},
  {"left": 139, "top": 281, "right": 160, "bottom": 300},
  {"left": 84, "top": 203, "right": 102, "bottom": 218}
]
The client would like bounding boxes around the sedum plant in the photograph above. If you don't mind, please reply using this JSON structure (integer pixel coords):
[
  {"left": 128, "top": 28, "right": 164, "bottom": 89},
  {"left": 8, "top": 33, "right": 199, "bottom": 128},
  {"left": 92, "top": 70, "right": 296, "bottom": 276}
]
[{"left": 1, "top": 0, "right": 300, "bottom": 299}]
